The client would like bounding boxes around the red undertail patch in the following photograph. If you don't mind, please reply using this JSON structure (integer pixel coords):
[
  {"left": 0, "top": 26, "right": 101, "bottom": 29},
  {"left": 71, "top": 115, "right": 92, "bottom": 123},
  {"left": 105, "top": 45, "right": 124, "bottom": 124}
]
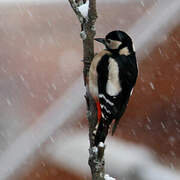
[{"left": 96, "top": 100, "right": 102, "bottom": 123}]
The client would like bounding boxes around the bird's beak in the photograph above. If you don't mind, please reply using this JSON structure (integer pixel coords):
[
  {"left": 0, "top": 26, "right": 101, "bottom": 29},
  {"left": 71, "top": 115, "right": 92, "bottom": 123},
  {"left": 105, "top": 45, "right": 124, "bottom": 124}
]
[{"left": 94, "top": 38, "right": 106, "bottom": 45}]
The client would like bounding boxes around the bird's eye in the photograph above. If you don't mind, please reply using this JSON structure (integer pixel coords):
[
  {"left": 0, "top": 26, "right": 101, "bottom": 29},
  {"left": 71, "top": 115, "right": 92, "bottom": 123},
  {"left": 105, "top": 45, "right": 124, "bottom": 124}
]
[{"left": 106, "top": 39, "right": 111, "bottom": 43}]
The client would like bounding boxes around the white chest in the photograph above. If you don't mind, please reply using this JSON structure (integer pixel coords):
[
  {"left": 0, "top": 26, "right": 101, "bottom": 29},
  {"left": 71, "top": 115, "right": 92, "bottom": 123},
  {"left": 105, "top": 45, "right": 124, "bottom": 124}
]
[{"left": 106, "top": 58, "right": 122, "bottom": 96}]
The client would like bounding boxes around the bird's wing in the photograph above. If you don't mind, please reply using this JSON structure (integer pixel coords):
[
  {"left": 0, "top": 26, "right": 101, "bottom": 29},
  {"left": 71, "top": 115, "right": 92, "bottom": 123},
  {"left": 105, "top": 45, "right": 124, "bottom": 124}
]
[
  {"left": 96, "top": 54, "right": 109, "bottom": 93},
  {"left": 111, "top": 96, "right": 129, "bottom": 135},
  {"left": 112, "top": 54, "right": 138, "bottom": 134},
  {"left": 96, "top": 54, "right": 115, "bottom": 122}
]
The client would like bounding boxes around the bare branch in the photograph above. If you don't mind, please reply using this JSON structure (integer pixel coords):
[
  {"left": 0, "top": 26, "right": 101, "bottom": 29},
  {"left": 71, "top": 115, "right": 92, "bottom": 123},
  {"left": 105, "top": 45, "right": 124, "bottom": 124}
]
[
  {"left": 68, "top": 0, "right": 105, "bottom": 179},
  {"left": 88, "top": 145, "right": 105, "bottom": 180},
  {"left": 88, "top": 0, "right": 97, "bottom": 26}
]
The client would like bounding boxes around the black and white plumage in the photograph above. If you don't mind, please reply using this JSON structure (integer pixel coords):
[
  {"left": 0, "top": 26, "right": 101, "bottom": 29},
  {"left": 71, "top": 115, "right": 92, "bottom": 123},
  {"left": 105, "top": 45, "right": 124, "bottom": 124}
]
[{"left": 88, "top": 30, "right": 138, "bottom": 146}]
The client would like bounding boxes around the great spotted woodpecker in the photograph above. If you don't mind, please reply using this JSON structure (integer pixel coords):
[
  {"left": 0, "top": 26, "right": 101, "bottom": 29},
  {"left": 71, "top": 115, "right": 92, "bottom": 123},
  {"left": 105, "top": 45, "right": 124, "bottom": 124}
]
[{"left": 88, "top": 30, "right": 138, "bottom": 146}]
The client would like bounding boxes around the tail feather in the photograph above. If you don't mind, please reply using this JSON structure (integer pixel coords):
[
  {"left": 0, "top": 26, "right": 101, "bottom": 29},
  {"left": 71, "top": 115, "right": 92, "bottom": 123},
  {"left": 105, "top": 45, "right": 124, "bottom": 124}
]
[
  {"left": 112, "top": 102, "right": 128, "bottom": 135},
  {"left": 94, "top": 119, "right": 109, "bottom": 146}
]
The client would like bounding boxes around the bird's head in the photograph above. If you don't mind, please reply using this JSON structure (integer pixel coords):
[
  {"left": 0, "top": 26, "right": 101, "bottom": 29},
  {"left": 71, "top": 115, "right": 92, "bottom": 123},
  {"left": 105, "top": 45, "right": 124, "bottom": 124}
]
[{"left": 95, "top": 30, "right": 135, "bottom": 55}]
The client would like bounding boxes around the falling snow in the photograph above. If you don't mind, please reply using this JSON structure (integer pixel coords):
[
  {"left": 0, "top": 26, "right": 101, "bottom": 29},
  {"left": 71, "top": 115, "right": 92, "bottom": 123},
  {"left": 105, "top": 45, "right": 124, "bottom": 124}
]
[
  {"left": 149, "top": 82, "right": 155, "bottom": 90},
  {"left": 6, "top": 98, "right": 12, "bottom": 106},
  {"left": 0, "top": 0, "right": 179, "bottom": 180}
]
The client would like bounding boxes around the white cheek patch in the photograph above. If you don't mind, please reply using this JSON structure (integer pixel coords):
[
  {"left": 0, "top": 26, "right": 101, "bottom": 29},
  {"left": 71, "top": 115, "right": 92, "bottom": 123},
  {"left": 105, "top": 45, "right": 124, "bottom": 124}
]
[
  {"left": 109, "top": 40, "right": 122, "bottom": 50},
  {"left": 106, "top": 58, "right": 122, "bottom": 96},
  {"left": 119, "top": 47, "right": 130, "bottom": 56}
]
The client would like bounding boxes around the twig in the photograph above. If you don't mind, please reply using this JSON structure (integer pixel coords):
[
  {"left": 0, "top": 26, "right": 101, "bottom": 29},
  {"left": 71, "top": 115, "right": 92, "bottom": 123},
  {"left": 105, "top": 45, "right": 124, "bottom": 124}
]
[{"left": 68, "top": 0, "right": 106, "bottom": 179}]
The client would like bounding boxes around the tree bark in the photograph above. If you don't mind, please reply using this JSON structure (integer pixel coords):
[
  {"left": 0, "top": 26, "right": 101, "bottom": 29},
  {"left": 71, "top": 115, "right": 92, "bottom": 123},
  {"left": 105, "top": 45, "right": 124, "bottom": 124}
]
[{"left": 68, "top": 0, "right": 105, "bottom": 179}]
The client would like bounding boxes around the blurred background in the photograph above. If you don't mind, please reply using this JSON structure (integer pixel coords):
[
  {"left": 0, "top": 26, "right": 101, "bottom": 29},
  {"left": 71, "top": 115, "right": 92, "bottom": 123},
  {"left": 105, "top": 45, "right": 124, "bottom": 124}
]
[{"left": 0, "top": 0, "right": 179, "bottom": 179}]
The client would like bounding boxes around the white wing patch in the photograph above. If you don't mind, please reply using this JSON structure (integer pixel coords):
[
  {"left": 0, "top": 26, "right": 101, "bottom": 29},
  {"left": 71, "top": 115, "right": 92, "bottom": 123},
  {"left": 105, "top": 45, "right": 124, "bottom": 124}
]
[
  {"left": 107, "top": 40, "right": 122, "bottom": 50},
  {"left": 99, "top": 94, "right": 114, "bottom": 106},
  {"left": 100, "top": 104, "right": 111, "bottom": 114},
  {"left": 106, "top": 58, "right": 122, "bottom": 96}
]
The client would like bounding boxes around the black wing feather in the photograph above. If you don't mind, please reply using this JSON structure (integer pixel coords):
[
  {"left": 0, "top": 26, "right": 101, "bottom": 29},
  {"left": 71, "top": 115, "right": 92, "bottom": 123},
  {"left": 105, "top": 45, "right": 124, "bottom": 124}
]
[
  {"left": 95, "top": 53, "right": 138, "bottom": 145},
  {"left": 112, "top": 53, "right": 138, "bottom": 134}
]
